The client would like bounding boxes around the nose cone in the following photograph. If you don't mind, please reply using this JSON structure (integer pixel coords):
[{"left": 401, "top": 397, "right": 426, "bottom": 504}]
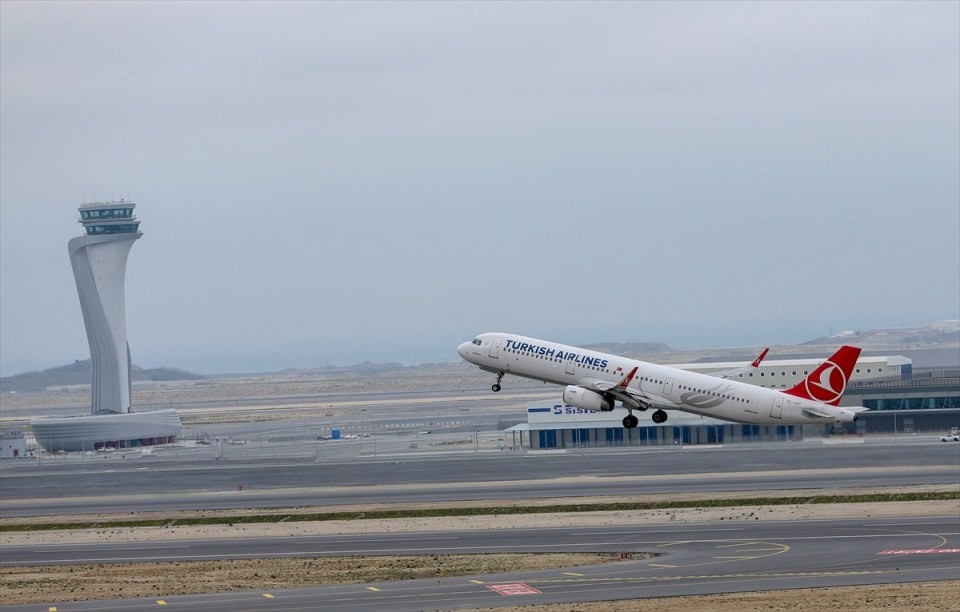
[{"left": 457, "top": 342, "right": 471, "bottom": 361}]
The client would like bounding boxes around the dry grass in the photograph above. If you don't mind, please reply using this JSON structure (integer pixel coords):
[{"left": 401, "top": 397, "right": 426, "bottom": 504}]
[{"left": 1, "top": 553, "right": 616, "bottom": 604}]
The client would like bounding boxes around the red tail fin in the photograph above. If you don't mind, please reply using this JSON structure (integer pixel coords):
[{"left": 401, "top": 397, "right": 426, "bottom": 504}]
[
  {"left": 783, "top": 345, "right": 861, "bottom": 406},
  {"left": 751, "top": 348, "right": 769, "bottom": 368},
  {"left": 616, "top": 367, "right": 639, "bottom": 389}
]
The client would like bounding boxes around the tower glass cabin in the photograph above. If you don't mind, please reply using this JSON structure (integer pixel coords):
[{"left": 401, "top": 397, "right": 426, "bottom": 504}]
[{"left": 78, "top": 202, "right": 141, "bottom": 235}]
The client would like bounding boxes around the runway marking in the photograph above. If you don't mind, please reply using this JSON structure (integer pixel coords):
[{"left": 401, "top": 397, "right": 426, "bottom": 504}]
[
  {"left": 864, "top": 519, "right": 960, "bottom": 527},
  {"left": 663, "top": 540, "right": 791, "bottom": 563},
  {"left": 294, "top": 536, "right": 460, "bottom": 544},
  {"left": 572, "top": 527, "right": 745, "bottom": 536},
  {"left": 469, "top": 579, "right": 486, "bottom": 584},
  {"left": 48, "top": 608, "right": 57, "bottom": 612},
  {"left": 879, "top": 548, "right": 960, "bottom": 554},
  {"left": 648, "top": 563, "right": 677, "bottom": 568},
  {"left": 656, "top": 532, "right": 960, "bottom": 546},
  {"left": 263, "top": 593, "right": 275, "bottom": 598},
  {"left": 721, "top": 547, "right": 786, "bottom": 553},
  {"left": 38, "top": 545, "right": 192, "bottom": 553},
  {"left": 156, "top": 601, "right": 166, "bottom": 606},
  {"left": 562, "top": 572, "right": 584, "bottom": 576},
  {"left": 366, "top": 586, "right": 381, "bottom": 592},
  {"left": 532, "top": 568, "right": 895, "bottom": 586},
  {"left": 488, "top": 583, "right": 542, "bottom": 596}
]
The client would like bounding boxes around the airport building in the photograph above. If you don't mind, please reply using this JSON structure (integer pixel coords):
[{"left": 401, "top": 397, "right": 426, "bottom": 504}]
[
  {"left": 507, "top": 404, "right": 798, "bottom": 450},
  {"left": 0, "top": 429, "right": 28, "bottom": 459},
  {"left": 670, "top": 354, "right": 913, "bottom": 388},
  {"left": 506, "top": 354, "right": 960, "bottom": 449},
  {"left": 31, "top": 202, "right": 182, "bottom": 452}
]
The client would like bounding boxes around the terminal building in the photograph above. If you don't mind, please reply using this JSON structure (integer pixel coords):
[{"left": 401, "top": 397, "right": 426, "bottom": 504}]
[
  {"left": 506, "top": 354, "right": 960, "bottom": 450},
  {"left": 668, "top": 354, "right": 913, "bottom": 388},
  {"left": 31, "top": 201, "right": 181, "bottom": 452}
]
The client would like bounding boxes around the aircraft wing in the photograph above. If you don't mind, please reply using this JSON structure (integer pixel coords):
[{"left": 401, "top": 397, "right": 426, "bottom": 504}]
[
  {"left": 582, "top": 367, "right": 663, "bottom": 410},
  {"left": 711, "top": 348, "right": 769, "bottom": 379},
  {"left": 588, "top": 366, "right": 639, "bottom": 392}
]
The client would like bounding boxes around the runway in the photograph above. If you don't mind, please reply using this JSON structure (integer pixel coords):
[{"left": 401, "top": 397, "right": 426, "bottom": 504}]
[
  {"left": 3, "top": 515, "right": 958, "bottom": 611},
  {"left": 2, "top": 439, "right": 958, "bottom": 518},
  {"left": 2, "top": 432, "right": 957, "bottom": 609}
]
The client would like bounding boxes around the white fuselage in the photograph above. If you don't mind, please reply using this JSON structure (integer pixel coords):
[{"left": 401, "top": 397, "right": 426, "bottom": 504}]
[{"left": 458, "top": 333, "right": 858, "bottom": 425}]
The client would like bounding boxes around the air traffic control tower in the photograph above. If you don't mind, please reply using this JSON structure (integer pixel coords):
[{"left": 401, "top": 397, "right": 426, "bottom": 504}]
[
  {"left": 69, "top": 201, "right": 142, "bottom": 413},
  {"left": 31, "top": 201, "right": 181, "bottom": 452}
]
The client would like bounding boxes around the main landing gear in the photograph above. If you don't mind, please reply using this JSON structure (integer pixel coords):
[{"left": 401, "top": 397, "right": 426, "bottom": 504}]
[
  {"left": 622, "top": 408, "right": 669, "bottom": 428},
  {"left": 491, "top": 372, "right": 504, "bottom": 392}
]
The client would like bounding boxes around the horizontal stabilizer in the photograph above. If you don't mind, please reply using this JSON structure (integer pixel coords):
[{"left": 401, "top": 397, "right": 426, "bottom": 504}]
[{"left": 802, "top": 405, "right": 835, "bottom": 419}]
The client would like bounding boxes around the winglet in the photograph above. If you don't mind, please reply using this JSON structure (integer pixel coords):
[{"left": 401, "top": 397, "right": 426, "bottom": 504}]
[
  {"left": 616, "top": 366, "right": 639, "bottom": 390},
  {"left": 783, "top": 345, "right": 861, "bottom": 406},
  {"left": 750, "top": 348, "right": 769, "bottom": 368}
]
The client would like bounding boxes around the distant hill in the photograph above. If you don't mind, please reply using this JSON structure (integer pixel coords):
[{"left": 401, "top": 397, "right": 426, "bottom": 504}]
[
  {"left": 0, "top": 360, "right": 205, "bottom": 393},
  {"left": 800, "top": 321, "right": 960, "bottom": 349}
]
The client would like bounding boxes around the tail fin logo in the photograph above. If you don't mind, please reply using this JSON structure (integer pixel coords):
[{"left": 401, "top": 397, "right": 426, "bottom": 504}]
[
  {"left": 803, "top": 360, "right": 848, "bottom": 404},
  {"left": 784, "top": 345, "right": 860, "bottom": 406},
  {"left": 751, "top": 348, "right": 769, "bottom": 368},
  {"left": 617, "top": 367, "right": 639, "bottom": 389}
]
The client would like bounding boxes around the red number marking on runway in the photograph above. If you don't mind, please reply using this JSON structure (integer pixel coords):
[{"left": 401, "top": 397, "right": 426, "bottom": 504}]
[{"left": 487, "top": 583, "right": 542, "bottom": 596}]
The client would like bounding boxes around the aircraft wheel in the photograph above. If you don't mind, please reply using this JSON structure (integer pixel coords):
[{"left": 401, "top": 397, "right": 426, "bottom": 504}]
[
  {"left": 492, "top": 384, "right": 501, "bottom": 392},
  {"left": 652, "top": 410, "right": 668, "bottom": 424},
  {"left": 622, "top": 414, "right": 639, "bottom": 429}
]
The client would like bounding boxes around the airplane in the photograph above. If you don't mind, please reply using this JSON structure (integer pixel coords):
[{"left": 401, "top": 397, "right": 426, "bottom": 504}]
[
  {"left": 457, "top": 333, "right": 865, "bottom": 428},
  {"left": 709, "top": 347, "right": 769, "bottom": 379}
]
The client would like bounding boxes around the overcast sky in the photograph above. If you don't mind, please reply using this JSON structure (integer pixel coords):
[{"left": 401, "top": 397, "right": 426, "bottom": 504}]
[{"left": 1, "top": 1, "right": 958, "bottom": 376}]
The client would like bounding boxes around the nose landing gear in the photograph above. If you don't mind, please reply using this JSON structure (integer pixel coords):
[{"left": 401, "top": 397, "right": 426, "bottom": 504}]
[{"left": 491, "top": 372, "right": 504, "bottom": 392}]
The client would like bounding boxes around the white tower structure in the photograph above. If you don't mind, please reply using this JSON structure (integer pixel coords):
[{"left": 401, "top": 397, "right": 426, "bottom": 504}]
[
  {"left": 68, "top": 201, "right": 142, "bottom": 414},
  {"left": 31, "top": 201, "right": 181, "bottom": 452}
]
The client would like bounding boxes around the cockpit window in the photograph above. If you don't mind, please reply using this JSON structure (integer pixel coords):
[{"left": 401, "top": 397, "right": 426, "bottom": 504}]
[{"left": 472, "top": 338, "right": 481, "bottom": 346}]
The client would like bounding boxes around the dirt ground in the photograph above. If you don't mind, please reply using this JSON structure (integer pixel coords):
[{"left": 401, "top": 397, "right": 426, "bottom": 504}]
[
  {"left": 484, "top": 582, "right": 960, "bottom": 611},
  {"left": 0, "top": 554, "right": 618, "bottom": 605}
]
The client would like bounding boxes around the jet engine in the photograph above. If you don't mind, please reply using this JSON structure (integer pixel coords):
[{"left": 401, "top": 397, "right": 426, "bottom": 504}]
[{"left": 562, "top": 386, "right": 614, "bottom": 412}]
